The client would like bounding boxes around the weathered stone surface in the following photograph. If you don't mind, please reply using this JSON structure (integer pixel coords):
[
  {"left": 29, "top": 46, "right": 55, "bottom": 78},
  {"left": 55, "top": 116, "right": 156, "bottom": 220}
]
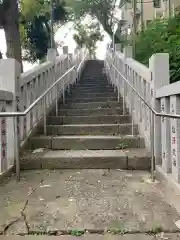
[
  {"left": 38, "top": 124, "right": 138, "bottom": 136},
  {"left": 58, "top": 107, "right": 125, "bottom": 117},
  {"left": 0, "top": 170, "right": 179, "bottom": 235},
  {"left": 20, "top": 149, "right": 150, "bottom": 170},
  {"left": 65, "top": 96, "right": 118, "bottom": 104},
  {"left": 156, "top": 165, "right": 180, "bottom": 214},
  {"left": 28, "top": 136, "right": 52, "bottom": 150},
  {"left": 127, "top": 149, "right": 151, "bottom": 170},
  {"left": 69, "top": 92, "right": 119, "bottom": 98},
  {"left": 21, "top": 150, "right": 128, "bottom": 170},
  {"left": 51, "top": 135, "right": 145, "bottom": 150},
  {"left": 1, "top": 234, "right": 180, "bottom": 239},
  {"left": 15, "top": 60, "right": 162, "bottom": 237},
  {"left": 60, "top": 101, "right": 123, "bottom": 110},
  {"left": 62, "top": 115, "right": 131, "bottom": 125}
]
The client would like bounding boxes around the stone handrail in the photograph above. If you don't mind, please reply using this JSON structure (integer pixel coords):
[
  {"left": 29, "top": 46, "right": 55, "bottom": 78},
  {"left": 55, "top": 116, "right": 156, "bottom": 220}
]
[
  {"left": 156, "top": 78, "right": 180, "bottom": 183},
  {"left": 0, "top": 46, "right": 87, "bottom": 177},
  {"left": 106, "top": 45, "right": 180, "bottom": 184}
]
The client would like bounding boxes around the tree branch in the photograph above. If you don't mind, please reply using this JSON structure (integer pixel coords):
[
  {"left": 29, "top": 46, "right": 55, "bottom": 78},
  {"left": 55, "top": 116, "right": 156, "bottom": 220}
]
[{"left": 0, "top": 3, "right": 5, "bottom": 27}]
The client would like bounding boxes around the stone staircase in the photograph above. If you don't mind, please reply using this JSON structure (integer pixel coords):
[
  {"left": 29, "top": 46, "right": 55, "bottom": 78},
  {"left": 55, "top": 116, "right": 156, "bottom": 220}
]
[{"left": 21, "top": 60, "right": 150, "bottom": 170}]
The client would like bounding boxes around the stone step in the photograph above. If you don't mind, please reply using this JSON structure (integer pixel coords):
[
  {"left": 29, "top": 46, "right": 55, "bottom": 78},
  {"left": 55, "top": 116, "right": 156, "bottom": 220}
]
[
  {"left": 72, "top": 86, "right": 114, "bottom": 91},
  {"left": 5, "top": 234, "right": 180, "bottom": 240},
  {"left": 57, "top": 107, "right": 127, "bottom": 116},
  {"left": 65, "top": 96, "right": 118, "bottom": 103},
  {"left": 29, "top": 135, "right": 145, "bottom": 150},
  {"left": 47, "top": 115, "right": 131, "bottom": 125},
  {"left": 71, "top": 88, "right": 115, "bottom": 94},
  {"left": 21, "top": 148, "right": 150, "bottom": 170},
  {"left": 80, "top": 76, "right": 107, "bottom": 80},
  {"left": 78, "top": 79, "right": 108, "bottom": 83},
  {"left": 75, "top": 83, "right": 111, "bottom": 88},
  {"left": 60, "top": 101, "right": 122, "bottom": 109},
  {"left": 80, "top": 80, "right": 108, "bottom": 84},
  {"left": 69, "top": 92, "right": 118, "bottom": 98},
  {"left": 38, "top": 123, "right": 138, "bottom": 136}
]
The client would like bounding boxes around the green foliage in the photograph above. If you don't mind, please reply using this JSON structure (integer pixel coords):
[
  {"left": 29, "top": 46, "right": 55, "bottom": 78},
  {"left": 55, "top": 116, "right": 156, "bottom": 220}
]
[
  {"left": 20, "top": 0, "right": 49, "bottom": 22},
  {"left": 21, "top": 0, "right": 67, "bottom": 22},
  {"left": 135, "top": 13, "right": 180, "bottom": 83},
  {"left": 66, "top": 0, "right": 120, "bottom": 42},
  {"left": 20, "top": 0, "right": 67, "bottom": 62},
  {"left": 73, "top": 22, "right": 104, "bottom": 58},
  {"left": 69, "top": 229, "right": 85, "bottom": 236},
  {"left": 21, "top": 17, "right": 50, "bottom": 62}
]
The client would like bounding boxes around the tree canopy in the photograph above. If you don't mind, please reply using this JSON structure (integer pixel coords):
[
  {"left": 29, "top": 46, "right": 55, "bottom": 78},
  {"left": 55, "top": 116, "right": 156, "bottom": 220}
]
[
  {"left": 0, "top": 0, "right": 121, "bottom": 67},
  {"left": 20, "top": 0, "right": 67, "bottom": 62},
  {"left": 135, "top": 11, "right": 180, "bottom": 83},
  {"left": 66, "top": 0, "right": 120, "bottom": 43},
  {"left": 0, "top": 0, "right": 67, "bottom": 67},
  {"left": 73, "top": 22, "right": 103, "bottom": 58},
  {"left": 0, "top": 0, "right": 22, "bottom": 68}
]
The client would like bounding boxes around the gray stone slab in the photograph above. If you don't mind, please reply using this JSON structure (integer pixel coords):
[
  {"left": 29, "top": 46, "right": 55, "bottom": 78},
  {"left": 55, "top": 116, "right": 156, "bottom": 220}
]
[
  {"left": 0, "top": 90, "right": 13, "bottom": 101},
  {"left": 61, "top": 115, "right": 131, "bottom": 125},
  {"left": 71, "top": 88, "right": 115, "bottom": 94},
  {"left": 60, "top": 101, "right": 122, "bottom": 110},
  {"left": 56, "top": 124, "right": 120, "bottom": 136},
  {"left": 126, "top": 148, "right": 151, "bottom": 170},
  {"left": 72, "top": 87, "right": 115, "bottom": 93},
  {"left": 69, "top": 92, "right": 119, "bottom": 98},
  {"left": 51, "top": 135, "right": 145, "bottom": 150},
  {"left": 75, "top": 83, "right": 112, "bottom": 87},
  {"left": 38, "top": 150, "right": 127, "bottom": 169},
  {"left": 39, "top": 124, "right": 138, "bottom": 136},
  {"left": 58, "top": 108, "right": 126, "bottom": 117},
  {"left": 65, "top": 97, "right": 118, "bottom": 104},
  {"left": 48, "top": 116, "right": 63, "bottom": 125},
  {"left": 156, "top": 165, "right": 180, "bottom": 215},
  {"left": 0, "top": 170, "right": 179, "bottom": 235},
  {"left": 1, "top": 234, "right": 180, "bottom": 239},
  {"left": 28, "top": 136, "right": 52, "bottom": 149},
  {"left": 20, "top": 149, "right": 150, "bottom": 170}
]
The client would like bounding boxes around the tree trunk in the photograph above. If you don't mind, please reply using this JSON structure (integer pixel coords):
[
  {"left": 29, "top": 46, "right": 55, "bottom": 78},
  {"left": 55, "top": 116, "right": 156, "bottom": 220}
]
[
  {"left": 97, "top": 16, "right": 121, "bottom": 43},
  {"left": 3, "top": 0, "right": 23, "bottom": 71},
  {"left": 44, "top": 19, "right": 58, "bottom": 55}
]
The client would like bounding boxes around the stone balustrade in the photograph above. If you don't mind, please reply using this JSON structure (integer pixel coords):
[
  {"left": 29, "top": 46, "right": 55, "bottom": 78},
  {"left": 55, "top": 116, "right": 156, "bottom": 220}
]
[
  {"left": 106, "top": 45, "right": 180, "bottom": 187},
  {"left": 0, "top": 46, "right": 86, "bottom": 176}
]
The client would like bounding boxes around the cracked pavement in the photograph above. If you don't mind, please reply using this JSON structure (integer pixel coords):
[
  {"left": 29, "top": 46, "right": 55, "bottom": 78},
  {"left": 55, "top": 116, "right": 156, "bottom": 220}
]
[{"left": 0, "top": 169, "right": 179, "bottom": 235}]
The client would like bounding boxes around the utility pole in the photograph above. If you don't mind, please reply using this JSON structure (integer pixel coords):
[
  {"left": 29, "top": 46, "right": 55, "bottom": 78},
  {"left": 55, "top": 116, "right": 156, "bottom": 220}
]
[
  {"left": 168, "top": 0, "right": 171, "bottom": 18},
  {"left": 50, "top": 0, "right": 54, "bottom": 48},
  {"left": 124, "top": 1, "right": 128, "bottom": 46},
  {"left": 140, "top": 0, "right": 144, "bottom": 31},
  {"left": 132, "top": 0, "right": 137, "bottom": 58}
]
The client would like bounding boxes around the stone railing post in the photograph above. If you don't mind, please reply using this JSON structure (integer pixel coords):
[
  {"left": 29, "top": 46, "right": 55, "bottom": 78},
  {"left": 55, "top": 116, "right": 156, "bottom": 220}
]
[
  {"left": 47, "top": 48, "right": 56, "bottom": 62},
  {"left": 47, "top": 48, "right": 56, "bottom": 103},
  {"left": 115, "top": 43, "right": 121, "bottom": 52},
  {"left": 149, "top": 53, "right": 169, "bottom": 166},
  {"left": 0, "top": 59, "right": 21, "bottom": 172},
  {"left": 123, "top": 46, "right": 132, "bottom": 114},
  {"left": 68, "top": 53, "right": 73, "bottom": 92},
  {"left": 62, "top": 46, "right": 68, "bottom": 103},
  {"left": 114, "top": 44, "right": 121, "bottom": 94},
  {"left": 169, "top": 95, "right": 180, "bottom": 182}
]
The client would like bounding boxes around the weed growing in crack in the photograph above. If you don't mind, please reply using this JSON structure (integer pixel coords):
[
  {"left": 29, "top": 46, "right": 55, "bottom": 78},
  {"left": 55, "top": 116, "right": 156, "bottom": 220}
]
[
  {"left": 69, "top": 229, "right": 85, "bottom": 236},
  {"left": 149, "top": 225, "right": 163, "bottom": 235},
  {"left": 116, "top": 143, "right": 128, "bottom": 150},
  {"left": 108, "top": 227, "right": 127, "bottom": 235}
]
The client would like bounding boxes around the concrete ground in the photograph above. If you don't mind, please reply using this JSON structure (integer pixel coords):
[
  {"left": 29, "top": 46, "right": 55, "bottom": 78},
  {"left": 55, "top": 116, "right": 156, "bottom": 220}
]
[
  {"left": 0, "top": 170, "right": 180, "bottom": 236},
  {"left": 1, "top": 234, "right": 180, "bottom": 239}
]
